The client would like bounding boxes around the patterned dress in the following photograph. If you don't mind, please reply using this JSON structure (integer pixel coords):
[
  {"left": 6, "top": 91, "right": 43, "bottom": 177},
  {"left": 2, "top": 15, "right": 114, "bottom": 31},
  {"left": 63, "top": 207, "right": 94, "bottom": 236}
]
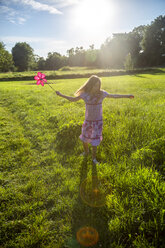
[{"left": 79, "top": 90, "right": 108, "bottom": 146}]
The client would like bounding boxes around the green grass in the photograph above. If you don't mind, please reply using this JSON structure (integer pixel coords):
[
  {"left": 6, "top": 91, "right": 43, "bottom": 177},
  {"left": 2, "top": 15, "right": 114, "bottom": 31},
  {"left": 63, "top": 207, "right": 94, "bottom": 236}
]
[{"left": 0, "top": 72, "right": 165, "bottom": 247}]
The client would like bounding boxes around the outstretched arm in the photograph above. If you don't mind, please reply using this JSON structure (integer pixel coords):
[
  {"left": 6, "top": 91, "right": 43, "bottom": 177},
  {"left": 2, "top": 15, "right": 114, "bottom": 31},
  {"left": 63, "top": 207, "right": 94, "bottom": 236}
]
[
  {"left": 56, "top": 91, "right": 81, "bottom": 102},
  {"left": 106, "top": 93, "right": 134, "bottom": 99}
]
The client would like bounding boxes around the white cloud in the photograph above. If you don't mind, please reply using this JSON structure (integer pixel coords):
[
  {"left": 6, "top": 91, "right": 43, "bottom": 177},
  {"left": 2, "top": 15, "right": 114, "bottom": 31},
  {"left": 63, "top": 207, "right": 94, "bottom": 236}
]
[
  {"left": 0, "top": 0, "right": 63, "bottom": 24},
  {"left": 39, "top": 0, "right": 79, "bottom": 8},
  {"left": 12, "top": 0, "right": 62, "bottom": 14},
  {"left": 18, "top": 17, "right": 27, "bottom": 24},
  {"left": 0, "top": 6, "right": 16, "bottom": 19},
  {"left": 0, "top": 5, "right": 27, "bottom": 24}
]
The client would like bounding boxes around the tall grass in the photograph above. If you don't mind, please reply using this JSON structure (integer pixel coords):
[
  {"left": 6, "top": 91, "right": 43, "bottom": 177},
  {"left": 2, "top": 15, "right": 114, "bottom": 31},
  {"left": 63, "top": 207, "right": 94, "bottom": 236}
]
[{"left": 0, "top": 71, "right": 165, "bottom": 247}]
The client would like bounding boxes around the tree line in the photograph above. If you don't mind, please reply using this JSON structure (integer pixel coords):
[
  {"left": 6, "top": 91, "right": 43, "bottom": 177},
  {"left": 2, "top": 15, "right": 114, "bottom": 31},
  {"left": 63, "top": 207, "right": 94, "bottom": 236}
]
[{"left": 0, "top": 15, "right": 165, "bottom": 72}]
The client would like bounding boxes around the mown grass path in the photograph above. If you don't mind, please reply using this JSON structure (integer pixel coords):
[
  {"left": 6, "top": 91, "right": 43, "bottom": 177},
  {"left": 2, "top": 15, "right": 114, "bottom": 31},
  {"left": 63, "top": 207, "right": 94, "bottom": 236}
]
[{"left": 0, "top": 71, "right": 165, "bottom": 247}]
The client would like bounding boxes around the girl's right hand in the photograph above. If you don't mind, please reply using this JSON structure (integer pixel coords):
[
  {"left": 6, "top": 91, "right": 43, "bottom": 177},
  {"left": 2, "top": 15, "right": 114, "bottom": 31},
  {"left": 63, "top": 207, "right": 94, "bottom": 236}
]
[{"left": 56, "top": 91, "right": 61, "bottom": 96}]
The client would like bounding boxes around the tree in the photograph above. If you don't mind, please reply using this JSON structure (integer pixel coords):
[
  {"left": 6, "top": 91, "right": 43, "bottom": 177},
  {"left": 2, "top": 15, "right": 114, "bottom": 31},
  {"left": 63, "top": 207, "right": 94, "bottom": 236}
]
[
  {"left": 85, "top": 45, "right": 98, "bottom": 67},
  {"left": 12, "top": 42, "right": 35, "bottom": 71},
  {"left": 67, "top": 47, "right": 86, "bottom": 66},
  {"left": 67, "top": 48, "right": 75, "bottom": 66},
  {"left": 74, "top": 47, "right": 85, "bottom": 66},
  {"left": 98, "top": 25, "right": 148, "bottom": 69},
  {"left": 99, "top": 34, "right": 130, "bottom": 68},
  {"left": 45, "top": 52, "right": 67, "bottom": 70},
  {"left": 36, "top": 56, "right": 46, "bottom": 70},
  {"left": 141, "top": 15, "right": 165, "bottom": 66},
  {"left": 0, "top": 42, "right": 15, "bottom": 72},
  {"left": 131, "top": 25, "right": 147, "bottom": 67}
]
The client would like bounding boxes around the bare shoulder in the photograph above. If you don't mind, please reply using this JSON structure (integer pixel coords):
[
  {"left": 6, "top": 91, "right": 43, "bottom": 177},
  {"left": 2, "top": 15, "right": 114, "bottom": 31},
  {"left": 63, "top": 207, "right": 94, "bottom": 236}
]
[{"left": 101, "top": 90, "right": 111, "bottom": 98}]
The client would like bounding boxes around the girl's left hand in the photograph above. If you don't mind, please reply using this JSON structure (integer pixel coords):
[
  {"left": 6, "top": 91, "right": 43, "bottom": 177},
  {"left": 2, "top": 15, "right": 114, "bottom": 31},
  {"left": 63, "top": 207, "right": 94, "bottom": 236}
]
[{"left": 56, "top": 91, "right": 62, "bottom": 96}]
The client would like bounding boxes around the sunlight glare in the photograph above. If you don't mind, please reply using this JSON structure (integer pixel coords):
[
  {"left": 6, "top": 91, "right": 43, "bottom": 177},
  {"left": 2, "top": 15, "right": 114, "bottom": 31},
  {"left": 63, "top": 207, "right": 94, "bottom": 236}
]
[{"left": 72, "top": 0, "right": 115, "bottom": 33}]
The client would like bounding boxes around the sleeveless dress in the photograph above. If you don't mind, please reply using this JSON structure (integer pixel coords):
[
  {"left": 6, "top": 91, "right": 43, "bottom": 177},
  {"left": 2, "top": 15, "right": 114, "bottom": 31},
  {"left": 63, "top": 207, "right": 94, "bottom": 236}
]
[{"left": 79, "top": 90, "right": 108, "bottom": 146}]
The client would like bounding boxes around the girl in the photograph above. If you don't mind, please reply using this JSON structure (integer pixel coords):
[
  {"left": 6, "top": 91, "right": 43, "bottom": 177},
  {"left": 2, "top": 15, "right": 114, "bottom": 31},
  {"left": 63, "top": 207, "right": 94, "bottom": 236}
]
[{"left": 56, "top": 75, "right": 134, "bottom": 164}]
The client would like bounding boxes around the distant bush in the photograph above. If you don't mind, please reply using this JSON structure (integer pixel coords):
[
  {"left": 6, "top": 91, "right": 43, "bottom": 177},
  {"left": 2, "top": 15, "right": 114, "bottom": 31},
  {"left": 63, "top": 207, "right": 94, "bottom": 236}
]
[{"left": 59, "top": 66, "right": 72, "bottom": 71}]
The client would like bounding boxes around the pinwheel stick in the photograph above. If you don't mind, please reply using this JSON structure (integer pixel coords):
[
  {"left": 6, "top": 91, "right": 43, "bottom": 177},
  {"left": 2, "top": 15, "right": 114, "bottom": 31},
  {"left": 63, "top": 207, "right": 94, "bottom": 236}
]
[{"left": 47, "top": 82, "right": 56, "bottom": 92}]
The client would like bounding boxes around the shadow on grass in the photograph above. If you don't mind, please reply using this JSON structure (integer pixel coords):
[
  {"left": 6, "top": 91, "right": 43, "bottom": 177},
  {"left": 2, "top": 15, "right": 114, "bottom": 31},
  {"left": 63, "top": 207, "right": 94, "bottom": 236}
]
[
  {"left": 54, "top": 124, "right": 82, "bottom": 156},
  {"left": 134, "top": 68, "right": 165, "bottom": 76},
  {"left": 65, "top": 157, "right": 111, "bottom": 247},
  {"left": 133, "top": 74, "right": 147, "bottom": 78},
  {"left": 132, "top": 68, "right": 165, "bottom": 78}
]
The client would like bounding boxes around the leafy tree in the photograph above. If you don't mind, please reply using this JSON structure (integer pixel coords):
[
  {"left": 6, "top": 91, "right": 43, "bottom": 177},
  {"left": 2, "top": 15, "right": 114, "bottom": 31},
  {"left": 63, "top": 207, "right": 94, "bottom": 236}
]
[
  {"left": 142, "top": 15, "right": 165, "bottom": 66},
  {"left": 132, "top": 25, "right": 147, "bottom": 41},
  {"left": 38, "top": 57, "right": 46, "bottom": 70},
  {"left": 99, "top": 30, "right": 145, "bottom": 68},
  {"left": 67, "top": 48, "right": 75, "bottom": 66},
  {"left": 67, "top": 48, "right": 74, "bottom": 57},
  {"left": 85, "top": 45, "right": 99, "bottom": 67},
  {"left": 131, "top": 25, "right": 147, "bottom": 67},
  {"left": 67, "top": 47, "right": 86, "bottom": 66},
  {"left": 35, "top": 56, "right": 46, "bottom": 70},
  {"left": 99, "top": 34, "right": 130, "bottom": 68},
  {"left": 12, "top": 42, "right": 35, "bottom": 71},
  {"left": 74, "top": 46, "right": 85, "bottom": 66},
  {"left": 45, "top": 52, "right": 67, "bottom": 70},
  {"left": 0, "top": 42, "right": 15, "bottom": 72}
]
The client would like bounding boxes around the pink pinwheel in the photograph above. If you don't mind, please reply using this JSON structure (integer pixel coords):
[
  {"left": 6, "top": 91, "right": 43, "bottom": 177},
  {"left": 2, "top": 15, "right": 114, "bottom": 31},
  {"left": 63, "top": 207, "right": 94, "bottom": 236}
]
[
  {"left": 34, "top": 72, "right": 47, "bottom": 86},
  {"left": 34, "top": 72, "right": 56, "bottom": 92}
]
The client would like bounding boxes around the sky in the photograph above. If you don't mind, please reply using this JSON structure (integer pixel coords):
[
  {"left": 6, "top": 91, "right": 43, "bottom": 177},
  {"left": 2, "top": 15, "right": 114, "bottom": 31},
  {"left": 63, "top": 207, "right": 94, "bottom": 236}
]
[{"left": 0, "top": 0, "right": 165, "bottom": 58}]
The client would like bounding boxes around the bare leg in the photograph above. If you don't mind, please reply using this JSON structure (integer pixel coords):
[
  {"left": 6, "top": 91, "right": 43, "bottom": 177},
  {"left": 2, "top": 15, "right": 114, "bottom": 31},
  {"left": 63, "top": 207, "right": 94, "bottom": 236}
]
[
  {"left": 83, "top": 142, "right": 89, "bottom": 154},
  {"left": 92, "top": 146, "right": 97, "bottom": 160}
]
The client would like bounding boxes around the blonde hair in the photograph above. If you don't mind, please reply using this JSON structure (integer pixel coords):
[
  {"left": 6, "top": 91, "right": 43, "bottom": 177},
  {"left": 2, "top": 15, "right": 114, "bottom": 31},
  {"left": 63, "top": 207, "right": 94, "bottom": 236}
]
[{"left": 75, "top": 75, "right": 103, "bottom": 98}]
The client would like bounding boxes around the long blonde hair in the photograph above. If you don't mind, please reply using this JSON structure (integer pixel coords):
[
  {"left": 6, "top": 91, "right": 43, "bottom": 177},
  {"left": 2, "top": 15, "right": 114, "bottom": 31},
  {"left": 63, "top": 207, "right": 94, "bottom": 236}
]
[{"left": 75, "top": 75, "right": 103, "bottom": 100}]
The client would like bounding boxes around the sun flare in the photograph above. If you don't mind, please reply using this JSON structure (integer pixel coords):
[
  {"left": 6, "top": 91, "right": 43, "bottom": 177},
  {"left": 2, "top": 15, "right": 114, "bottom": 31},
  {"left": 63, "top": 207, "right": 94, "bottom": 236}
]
[{"left": 72, "top": 0, "right": 115, "bottom": 33}]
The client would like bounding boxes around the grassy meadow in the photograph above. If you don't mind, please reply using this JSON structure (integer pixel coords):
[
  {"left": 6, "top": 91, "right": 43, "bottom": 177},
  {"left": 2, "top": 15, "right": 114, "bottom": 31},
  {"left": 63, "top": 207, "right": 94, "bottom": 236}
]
[{"left": 0, "top": 68, "right": 165, "bottom": 247}]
